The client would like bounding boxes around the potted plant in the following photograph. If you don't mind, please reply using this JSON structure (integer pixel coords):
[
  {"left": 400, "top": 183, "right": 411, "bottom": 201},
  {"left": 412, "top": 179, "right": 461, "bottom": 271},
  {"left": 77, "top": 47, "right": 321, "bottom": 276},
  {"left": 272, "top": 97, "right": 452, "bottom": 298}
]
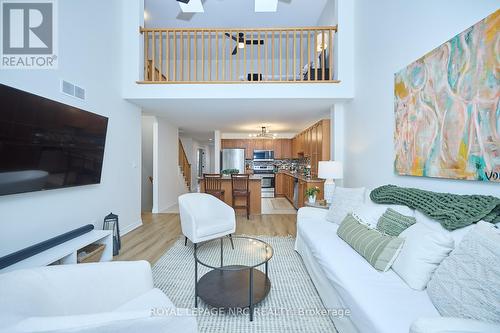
[
  {"left": 221, "top": 169, "right": 239, "bottom": 175},
  {"left": 305, "top": 187, "right": 320, "bottom": 204}
]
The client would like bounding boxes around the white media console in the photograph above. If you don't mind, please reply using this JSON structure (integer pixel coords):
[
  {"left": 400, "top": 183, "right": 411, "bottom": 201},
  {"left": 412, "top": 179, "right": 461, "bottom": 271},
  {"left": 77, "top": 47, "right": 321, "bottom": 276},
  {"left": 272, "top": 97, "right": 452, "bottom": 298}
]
[{"left": 0, "top": 230, "right": 113, "bottom": 273}]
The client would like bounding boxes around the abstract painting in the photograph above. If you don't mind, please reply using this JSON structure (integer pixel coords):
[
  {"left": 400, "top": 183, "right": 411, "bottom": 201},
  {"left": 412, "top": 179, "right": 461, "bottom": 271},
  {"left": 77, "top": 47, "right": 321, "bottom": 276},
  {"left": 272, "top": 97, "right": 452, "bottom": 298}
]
[{"left": 394, "top": 10, "right": 499, "bottom": 182}]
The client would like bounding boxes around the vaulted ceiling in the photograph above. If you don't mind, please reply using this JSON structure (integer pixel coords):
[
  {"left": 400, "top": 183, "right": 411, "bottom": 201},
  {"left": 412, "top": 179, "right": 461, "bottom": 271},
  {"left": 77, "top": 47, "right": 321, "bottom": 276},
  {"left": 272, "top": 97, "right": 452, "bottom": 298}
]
[{"left": 145, "top": 0, "right": 331, "bottom": 28}]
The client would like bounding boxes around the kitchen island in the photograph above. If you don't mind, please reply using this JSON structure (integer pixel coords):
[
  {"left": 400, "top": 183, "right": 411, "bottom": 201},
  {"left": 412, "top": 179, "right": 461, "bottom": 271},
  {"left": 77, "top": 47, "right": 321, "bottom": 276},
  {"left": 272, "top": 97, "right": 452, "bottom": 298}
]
[{"left": 200, "top": 175, "right": 262, "bottom": 216}]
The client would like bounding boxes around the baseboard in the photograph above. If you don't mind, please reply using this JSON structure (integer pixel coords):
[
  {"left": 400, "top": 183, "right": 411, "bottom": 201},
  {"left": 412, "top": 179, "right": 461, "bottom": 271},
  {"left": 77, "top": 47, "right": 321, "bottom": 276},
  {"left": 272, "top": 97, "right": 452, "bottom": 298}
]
[
  {"left": 159, "top": 202, "right": 179, "bottom": 213},
  {"left": 120, "top": 219, "right": 143, "bottom": 236}
]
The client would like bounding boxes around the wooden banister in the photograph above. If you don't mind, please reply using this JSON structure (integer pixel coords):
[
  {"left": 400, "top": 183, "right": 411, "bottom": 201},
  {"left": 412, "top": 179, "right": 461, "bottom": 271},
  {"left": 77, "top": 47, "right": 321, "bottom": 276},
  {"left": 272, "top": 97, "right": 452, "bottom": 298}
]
[
  {"left": 178, "top": 140, "right": 191, "bottom": 189},
  {"left": 139, "top": 26, "right": 339, "bottom": 84}
]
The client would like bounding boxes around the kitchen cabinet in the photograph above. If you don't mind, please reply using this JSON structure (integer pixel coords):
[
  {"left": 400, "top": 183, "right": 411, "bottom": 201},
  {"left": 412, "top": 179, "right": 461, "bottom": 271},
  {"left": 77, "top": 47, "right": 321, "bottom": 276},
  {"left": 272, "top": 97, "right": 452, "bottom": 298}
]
[
  {"left": 221, "top": 139, "right": 293, "bottom": 160},
  {"left": 276, "top": 172, "right": 325, "bottom": 209},
  {"left": 275, "top": 173, "right": 284, "bottom": 196},
  {"left": 245, "top": 140, "right": 254, "bottom": 159},
  {"left": 273, "top": 139, "right": 282, "bottom": 159},
  {"left": 291, "top": 119, "right": 330, "bottom": 177},
  {"left": 281, "top": 139, "right": 292, "bottom": 159}
]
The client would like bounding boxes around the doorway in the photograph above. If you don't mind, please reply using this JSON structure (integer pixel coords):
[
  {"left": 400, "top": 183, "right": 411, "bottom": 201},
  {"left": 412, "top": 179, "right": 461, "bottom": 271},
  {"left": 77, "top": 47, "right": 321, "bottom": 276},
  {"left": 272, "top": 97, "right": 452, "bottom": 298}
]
[{"left": 141, "top": 115, "right": 154, "bottom": 212}]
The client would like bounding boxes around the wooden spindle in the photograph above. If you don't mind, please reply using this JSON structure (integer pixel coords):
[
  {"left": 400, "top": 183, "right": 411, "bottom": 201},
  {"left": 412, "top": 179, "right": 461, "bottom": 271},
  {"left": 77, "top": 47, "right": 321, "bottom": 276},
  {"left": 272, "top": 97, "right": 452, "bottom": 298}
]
[
  {"left": 244, "top": 32, "right": 247, "bottom": 82},
  {"left": 166, "top": 31, "right": 170, "bottom": 81},
  {"left": 159, "top": 31, "right": 163, "bottom": 81},
  {"left": 194, "top": 31, "right": 197, "bottom": 81},
  {"left": 279, "top": 31, "right": 282, "bottom": 81},
  {"left": 307, "top": 30, "right": 312, "bottom": 81},
  {"left": 329, "top": 29, "right": 334, "bottom": 80},
  {"left": 180, "top": 31, "right": 184, "bottom": 81},
  {"left": 264, "top": 31, "right": 268, "bottom": 81},
  {"left": 216, "top": 32, "right": 219, "bottom": 81},
  {"left": 293, "top": 30, "right": 296, "bottom": 82},
  {"left": 272, "top": 31, "right": 275, "bottom": 80},
  {"left": 286, "top": 30, "right": 289, "bottom": 81},
  {"left": 258, "top": 31, "right": 261, "bottom": 82},
  {"left": 201, "top": 32, "right": 204, "bottom": 81},
  {"left": 187, "top": 31, "right": 191, "bottom": 81},
  {"left": 208, "top": 32, "right": 211, "bottom": 81},
  {"left": 144, "top": 31, "right": 148, "bottom": 81},
  {"left": 322, "top": 30, "right": 325, "bottom": 81},
  {"left": 222, "top": 31, "right": 226, "bottom": 81},
  {"left": 250, "top": 32, "right": 254, "bottom": 81},
  {"left": 314, "top": 30, "right": 318, "bottom": 81},
  {"left": 229, "top": 30, "right": 233, "bottom": 81},
  {"left": 300, "top": 30, "right": 303, "bottom": 81},
  {"left": 173, "top": 31, "right": 177, "bottom": 81}
]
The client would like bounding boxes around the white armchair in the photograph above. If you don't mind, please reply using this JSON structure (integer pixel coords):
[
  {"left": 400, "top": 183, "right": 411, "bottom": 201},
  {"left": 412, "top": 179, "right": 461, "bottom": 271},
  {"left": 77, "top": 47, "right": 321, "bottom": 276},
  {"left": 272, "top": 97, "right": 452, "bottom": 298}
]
[
  {"left": 0, "top": 261, "right": 197, "bottom": 333},
  {"left": 178, "top": 193, "right": 236, "bottom": 248}
]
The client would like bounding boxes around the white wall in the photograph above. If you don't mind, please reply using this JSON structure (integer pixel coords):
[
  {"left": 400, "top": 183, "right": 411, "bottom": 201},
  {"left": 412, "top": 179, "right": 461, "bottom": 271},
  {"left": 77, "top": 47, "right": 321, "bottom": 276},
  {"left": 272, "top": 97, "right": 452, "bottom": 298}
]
[
  {"left": 153, "top": 117, "right": 188, "bottom": 213},
  {"left": 344, "top": 0, "right": 499, "bottom": 195},
  {"left": 214, "top": 130, "right": 222, "bottom": 173},
  {"left": 0, "top": 0, "right": 142, "bottom": 256},
  {"left": 141, "top": 116, "right": 155, "bottom": 211}
]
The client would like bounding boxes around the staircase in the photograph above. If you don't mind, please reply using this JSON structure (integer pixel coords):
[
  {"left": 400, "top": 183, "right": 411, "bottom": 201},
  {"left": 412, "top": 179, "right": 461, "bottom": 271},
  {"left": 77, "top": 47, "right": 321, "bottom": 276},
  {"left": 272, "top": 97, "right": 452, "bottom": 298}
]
[{"left": 178, "top": 140, "right": 191, "bottom": 190}]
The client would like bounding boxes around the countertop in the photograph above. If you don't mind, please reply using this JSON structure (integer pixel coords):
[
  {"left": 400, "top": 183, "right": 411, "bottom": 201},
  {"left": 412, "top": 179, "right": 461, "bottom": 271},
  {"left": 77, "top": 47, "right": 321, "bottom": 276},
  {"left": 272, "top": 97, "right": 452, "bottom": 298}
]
[
  {"left": 217, "top": 175, "right": 262, "bottom": 180},
  {"left": 277, "top": 170, "right": 325, "bottom": 183}
]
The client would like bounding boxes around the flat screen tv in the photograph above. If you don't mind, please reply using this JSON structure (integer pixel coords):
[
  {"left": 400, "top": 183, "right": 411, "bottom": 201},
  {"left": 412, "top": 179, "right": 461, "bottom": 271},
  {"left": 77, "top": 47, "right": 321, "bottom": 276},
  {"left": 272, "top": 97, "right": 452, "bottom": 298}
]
[{"left": 0, "top": 84, "right": 108, "bottom": 196}]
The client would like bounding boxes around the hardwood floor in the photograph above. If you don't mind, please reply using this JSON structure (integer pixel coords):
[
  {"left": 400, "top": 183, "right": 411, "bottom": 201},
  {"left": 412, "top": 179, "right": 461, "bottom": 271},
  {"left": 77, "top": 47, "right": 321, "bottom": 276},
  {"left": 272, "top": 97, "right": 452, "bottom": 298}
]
[{"left": 115, "top": 213, "right": 297, "bottom": 264}]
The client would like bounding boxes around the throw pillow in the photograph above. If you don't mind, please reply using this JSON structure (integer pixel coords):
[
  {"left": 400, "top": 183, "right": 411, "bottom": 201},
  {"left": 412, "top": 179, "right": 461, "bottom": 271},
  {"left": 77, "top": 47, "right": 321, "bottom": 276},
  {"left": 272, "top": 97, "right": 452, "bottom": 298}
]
[
  {"left": 351, "top": 204, "right": 387, "bottom": 228},
  {"left": 337, "top": 213, "right": 404, "bottom": 272},
  {"left": 415, "top": 210, "right": 475, "bottom": 246},
  {"left": 392, "top": 223, "right": 454, "bottom": 290},
  {"left": 326, "top": 187, "right": 366, "bottom": 224},
  {"left": 377, "top": 208, "right": 416, "bottom": 236},
  {"left": 426, "top": 222, "right": 500, "bottom": 323}
]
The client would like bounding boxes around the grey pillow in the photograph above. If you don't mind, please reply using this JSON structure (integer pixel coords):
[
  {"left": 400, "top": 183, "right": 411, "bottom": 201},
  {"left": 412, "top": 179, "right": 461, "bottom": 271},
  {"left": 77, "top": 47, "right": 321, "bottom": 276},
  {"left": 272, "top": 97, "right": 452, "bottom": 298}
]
[
  {"left": 426, "top": 222, "right": 500, "bottom": 323},
  {"left": 325, "top": 187, "right": 366, "bottom": 224},
  {"left": 377, "top": 208, "right": 416, "bottom": 236}
]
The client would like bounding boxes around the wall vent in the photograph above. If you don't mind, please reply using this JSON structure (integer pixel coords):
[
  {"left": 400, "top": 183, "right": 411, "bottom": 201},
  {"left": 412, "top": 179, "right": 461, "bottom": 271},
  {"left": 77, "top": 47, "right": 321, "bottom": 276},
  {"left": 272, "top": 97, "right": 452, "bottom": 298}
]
[{"left": 61, "top": 80, "right": 85, "bottom": 100}]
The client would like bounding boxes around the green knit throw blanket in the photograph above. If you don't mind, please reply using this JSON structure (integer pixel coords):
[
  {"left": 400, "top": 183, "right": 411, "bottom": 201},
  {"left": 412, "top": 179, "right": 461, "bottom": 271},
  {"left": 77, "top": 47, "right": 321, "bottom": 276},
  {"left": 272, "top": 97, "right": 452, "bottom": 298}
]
[{"left": 370, "top": 185, "right": 500, "bottom": 231}]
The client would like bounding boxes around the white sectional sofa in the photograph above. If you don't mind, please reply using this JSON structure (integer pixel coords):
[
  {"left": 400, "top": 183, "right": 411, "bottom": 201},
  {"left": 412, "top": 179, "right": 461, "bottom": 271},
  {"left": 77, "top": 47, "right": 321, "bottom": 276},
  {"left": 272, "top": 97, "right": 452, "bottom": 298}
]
[
  {"left": 295, "top": 201, "right": 500, "bottom": 333},
  {"left": 0, "top": 261, "right": 197, "bottom": 333}
]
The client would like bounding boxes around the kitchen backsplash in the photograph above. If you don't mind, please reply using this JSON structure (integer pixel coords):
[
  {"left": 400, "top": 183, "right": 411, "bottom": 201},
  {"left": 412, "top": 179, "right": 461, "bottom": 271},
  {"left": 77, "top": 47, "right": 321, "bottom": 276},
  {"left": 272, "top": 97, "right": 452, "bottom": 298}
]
[{"left": 245, "top": 157, "right": 311, "bottom": 173}]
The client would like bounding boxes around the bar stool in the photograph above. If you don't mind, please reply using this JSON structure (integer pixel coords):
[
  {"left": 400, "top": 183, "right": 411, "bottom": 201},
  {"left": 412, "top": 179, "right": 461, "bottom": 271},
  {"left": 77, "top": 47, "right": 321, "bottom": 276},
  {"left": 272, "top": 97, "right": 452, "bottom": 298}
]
[
  {"left": 231, "top": 174, "right": 250, "bottom": 219},
  {"left": 203, "top": 174, "right": 225, "bottom": 201}
]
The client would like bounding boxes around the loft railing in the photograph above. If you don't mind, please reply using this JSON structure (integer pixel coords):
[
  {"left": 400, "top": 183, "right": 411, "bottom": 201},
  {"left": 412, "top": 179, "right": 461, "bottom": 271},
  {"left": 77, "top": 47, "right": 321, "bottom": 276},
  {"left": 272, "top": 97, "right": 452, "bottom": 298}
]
[{"left": 139, "top": 26, "right": 338, "bottom": 84}]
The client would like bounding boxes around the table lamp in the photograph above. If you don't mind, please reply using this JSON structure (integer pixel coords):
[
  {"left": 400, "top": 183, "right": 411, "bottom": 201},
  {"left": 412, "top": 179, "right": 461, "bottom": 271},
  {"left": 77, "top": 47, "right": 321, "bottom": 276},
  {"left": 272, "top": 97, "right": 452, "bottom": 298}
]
[{"left": 318, "top": 161, "right": 343, "bottom": 204}]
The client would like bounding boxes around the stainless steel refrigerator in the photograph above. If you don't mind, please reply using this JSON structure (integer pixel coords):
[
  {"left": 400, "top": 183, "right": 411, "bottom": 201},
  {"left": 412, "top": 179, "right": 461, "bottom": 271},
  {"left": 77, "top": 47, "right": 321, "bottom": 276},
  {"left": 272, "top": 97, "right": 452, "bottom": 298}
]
[{"left": 221, "top": 149, "right": 246, "bottom": 174}]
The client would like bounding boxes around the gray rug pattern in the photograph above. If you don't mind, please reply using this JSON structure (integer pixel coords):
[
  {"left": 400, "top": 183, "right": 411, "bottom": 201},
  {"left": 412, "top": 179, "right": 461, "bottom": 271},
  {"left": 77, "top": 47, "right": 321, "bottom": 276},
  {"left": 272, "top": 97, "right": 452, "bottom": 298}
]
[{"left": 152, "top": 236, "right": 338, "bottom": 333}]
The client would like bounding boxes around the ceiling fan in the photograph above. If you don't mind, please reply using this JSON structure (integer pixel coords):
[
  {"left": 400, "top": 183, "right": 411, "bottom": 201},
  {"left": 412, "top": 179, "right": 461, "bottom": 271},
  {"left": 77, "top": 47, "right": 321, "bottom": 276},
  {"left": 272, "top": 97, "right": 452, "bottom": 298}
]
[{"left": 224, "top": 32, "right": 265, "bottom": 55}]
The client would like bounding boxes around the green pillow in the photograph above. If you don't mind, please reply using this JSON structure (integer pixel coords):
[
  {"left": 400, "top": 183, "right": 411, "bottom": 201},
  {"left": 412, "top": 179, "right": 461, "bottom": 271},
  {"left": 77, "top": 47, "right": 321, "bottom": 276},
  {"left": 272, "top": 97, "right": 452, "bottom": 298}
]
[
  {"left": 337, "top": 213, "right": 404, "bottom": 272},
  {"left": 377, "top": 208, "right": 416, "bottom": 236}
]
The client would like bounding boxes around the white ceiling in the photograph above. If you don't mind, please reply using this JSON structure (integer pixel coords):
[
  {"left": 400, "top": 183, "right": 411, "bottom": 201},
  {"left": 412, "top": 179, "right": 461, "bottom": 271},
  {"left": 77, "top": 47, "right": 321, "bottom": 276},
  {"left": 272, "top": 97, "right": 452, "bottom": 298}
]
[
  {"left": 144, "top": 0, "right": 331, "bottom": 28},
  {"left": 133, "top": 98, "right": 334, "bottom": 142}
]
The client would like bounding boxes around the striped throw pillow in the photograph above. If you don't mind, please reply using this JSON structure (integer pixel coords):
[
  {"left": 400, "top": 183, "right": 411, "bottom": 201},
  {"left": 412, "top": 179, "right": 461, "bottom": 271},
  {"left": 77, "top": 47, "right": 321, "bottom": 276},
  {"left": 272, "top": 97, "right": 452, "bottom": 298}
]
[
  {"left": 377, "top": 208, "right": 416, "bottom": 236},
  {"left": 337, "top": 213, "right": 404, "bottom": 272}
]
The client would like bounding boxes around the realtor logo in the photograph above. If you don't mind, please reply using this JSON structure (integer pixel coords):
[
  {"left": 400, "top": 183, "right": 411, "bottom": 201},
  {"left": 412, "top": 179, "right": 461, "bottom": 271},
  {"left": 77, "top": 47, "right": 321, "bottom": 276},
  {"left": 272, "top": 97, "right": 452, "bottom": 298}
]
[{"left": 1, "top": 0, "right": 57, "bottom": 69}]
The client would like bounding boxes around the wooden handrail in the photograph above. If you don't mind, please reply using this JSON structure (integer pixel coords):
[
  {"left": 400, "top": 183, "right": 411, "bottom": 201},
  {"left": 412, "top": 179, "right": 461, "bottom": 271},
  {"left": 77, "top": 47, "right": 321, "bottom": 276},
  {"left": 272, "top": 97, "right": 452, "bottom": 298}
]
[
  {"left": 139, "top": 26, "right": 339, "bottom": 84},
  {"left": 140, "top": 26, "right": 338, "bottom": 33},
  {"left": 178, "top": 140, "right": 191, "bottom": 189}
]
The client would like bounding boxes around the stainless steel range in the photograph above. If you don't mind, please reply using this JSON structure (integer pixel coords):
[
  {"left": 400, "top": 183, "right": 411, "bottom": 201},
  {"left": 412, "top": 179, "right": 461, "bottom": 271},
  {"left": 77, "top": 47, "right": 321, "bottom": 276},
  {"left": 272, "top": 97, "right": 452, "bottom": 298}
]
[{"left": 252, "top": 165, "right": 275, "bottom": 198}]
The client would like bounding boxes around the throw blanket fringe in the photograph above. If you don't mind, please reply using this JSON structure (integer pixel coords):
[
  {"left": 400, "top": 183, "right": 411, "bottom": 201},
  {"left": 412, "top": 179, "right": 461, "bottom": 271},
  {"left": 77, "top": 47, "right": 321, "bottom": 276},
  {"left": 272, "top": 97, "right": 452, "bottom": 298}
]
[{"left": 370, "top": 185, "right": 500, "bottom": 231}]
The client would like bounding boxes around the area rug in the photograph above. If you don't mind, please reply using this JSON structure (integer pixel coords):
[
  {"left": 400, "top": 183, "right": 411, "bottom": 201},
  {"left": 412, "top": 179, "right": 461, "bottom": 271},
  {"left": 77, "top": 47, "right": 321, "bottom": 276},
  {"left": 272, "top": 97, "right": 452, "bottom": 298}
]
[{"left": 152, "top": 236, "right": 338, "bottom": 333}]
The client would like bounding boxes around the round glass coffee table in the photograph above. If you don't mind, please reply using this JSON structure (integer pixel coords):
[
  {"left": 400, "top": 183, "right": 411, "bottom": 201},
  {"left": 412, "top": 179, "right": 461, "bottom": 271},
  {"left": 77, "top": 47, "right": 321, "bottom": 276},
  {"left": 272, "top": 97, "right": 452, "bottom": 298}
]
[{"left": 194, "top": 236, "right": 273, "bottom": 321}]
